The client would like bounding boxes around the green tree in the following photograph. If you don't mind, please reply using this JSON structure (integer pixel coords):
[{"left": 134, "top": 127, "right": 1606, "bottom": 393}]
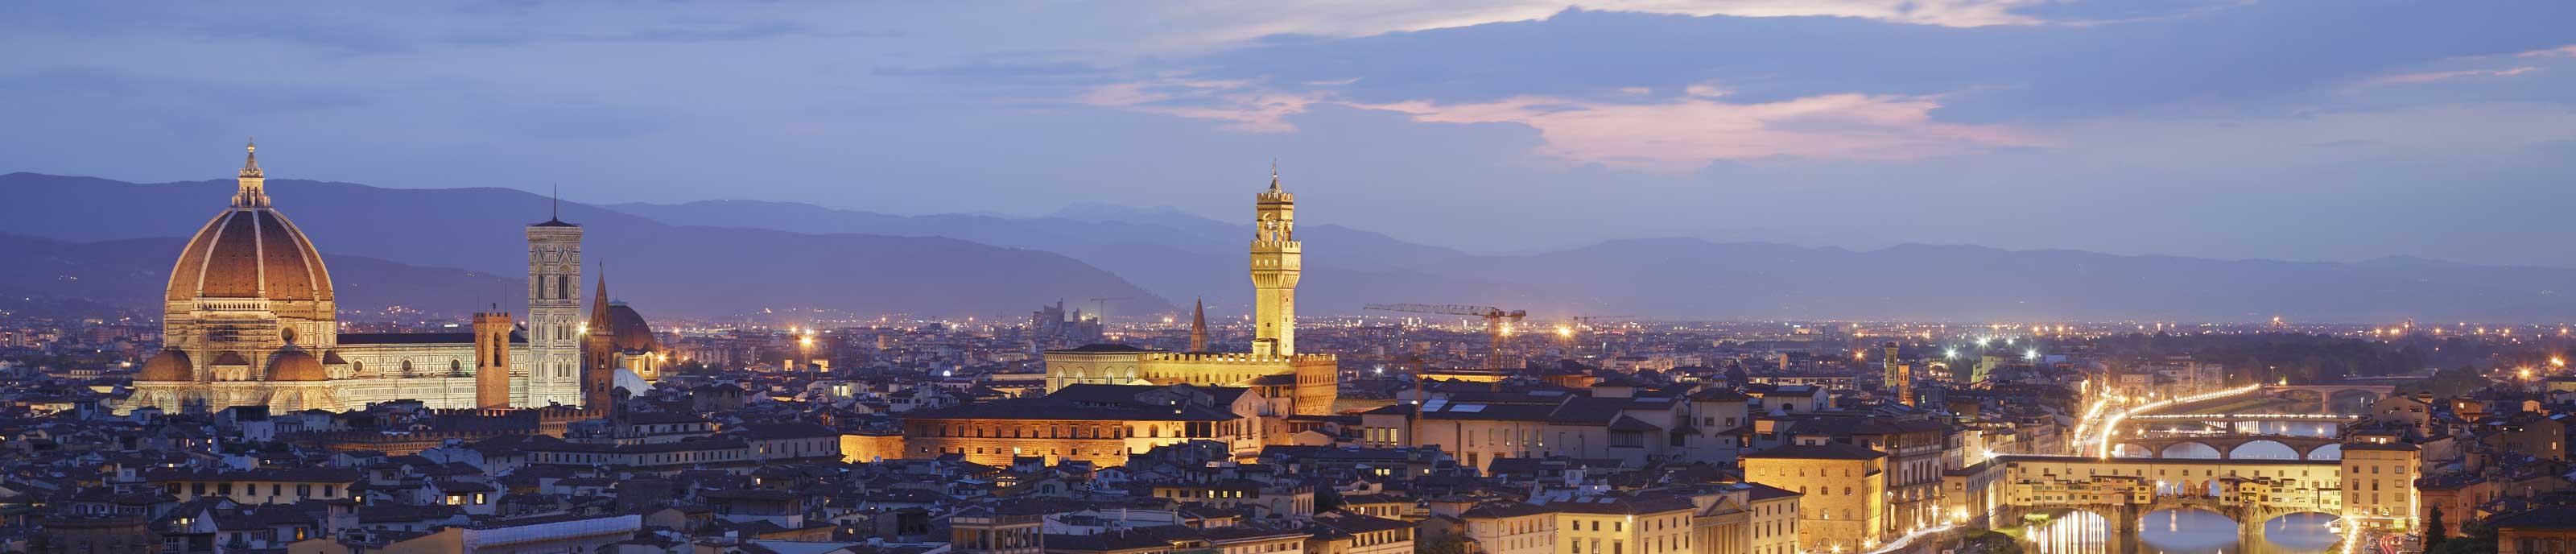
[
  {"left": 2426, "top": 507, "right": 2448, "bottom": 549},
  {"left": 2427, "top": 519, "right": 2499, "bottom": 554},
  {"left": 1960, "top": 530, "right": 2023, "bottom": 554},
  {"left": 1313, "top": 486, "right": 1347, "bottom": 513}
]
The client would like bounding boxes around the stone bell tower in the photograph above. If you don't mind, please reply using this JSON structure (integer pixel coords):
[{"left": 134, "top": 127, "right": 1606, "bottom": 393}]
[
  {"left": 1249, "top": 165, "right": 1300, "bottom": 356},
  {"left": 473, "top": 312, "right": 514, "bottom": 408},
  {"left": 526, "top": 193, "right": 583, "bottom": 407},
  {"left": 583, "top": 271, "right": 618, "bottom": 411}
]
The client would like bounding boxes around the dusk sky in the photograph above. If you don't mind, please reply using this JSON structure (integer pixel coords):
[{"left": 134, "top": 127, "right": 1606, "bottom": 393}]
[{"left": 6, "top": 2, "right": 2574, "bottom": 266}]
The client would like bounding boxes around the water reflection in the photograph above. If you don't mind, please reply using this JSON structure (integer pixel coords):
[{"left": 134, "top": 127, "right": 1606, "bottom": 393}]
[{"left": 2021, "top": 509, "right": 2339, "bottom": 554}]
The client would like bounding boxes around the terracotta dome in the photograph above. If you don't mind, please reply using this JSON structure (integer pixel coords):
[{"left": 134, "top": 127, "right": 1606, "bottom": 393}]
[
  {"left": 167, "top": 207, "right": 334, "bottom": 304},
  {"left": 605, "top": 303, "right": 661, "bottom": 352},
  {"left": 268, "top": 349, "right": 329, "bottom": 382},
  {"left": 138, "top": 349, "right": 194, "bottom": 382}
]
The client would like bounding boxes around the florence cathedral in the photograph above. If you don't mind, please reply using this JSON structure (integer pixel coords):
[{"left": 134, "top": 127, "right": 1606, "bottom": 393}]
[{"left": 124, "top": 143, "right": 666, "bottom": 415}]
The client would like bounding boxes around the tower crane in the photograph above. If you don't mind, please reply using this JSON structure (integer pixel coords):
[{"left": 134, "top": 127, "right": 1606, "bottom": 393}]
[{"left": 1364, "top": 304, "right": 1526, "bottom": 369}]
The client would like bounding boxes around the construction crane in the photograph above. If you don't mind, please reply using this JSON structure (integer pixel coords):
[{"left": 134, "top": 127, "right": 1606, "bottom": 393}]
[{"left": 1364, "top": 304, "right": 1526, "bottom": 369}]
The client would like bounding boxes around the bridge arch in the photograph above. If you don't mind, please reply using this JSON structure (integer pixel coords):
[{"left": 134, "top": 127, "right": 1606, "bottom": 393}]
[
  {"left": 2259, "top": 510, "right": 2340, "bottom": 523},
  {"left": 2305, "top": 443, "right": 2343, "bottom": 461},
  {"left": 2111, "top": 443, "right": 2157, "bottom": 458},
  {"left": 2159, "top": 441, "right": 2223, "bottom": 459},
  {"left": 2228, "top": 440, "right": 2299, "bottom": 460}
]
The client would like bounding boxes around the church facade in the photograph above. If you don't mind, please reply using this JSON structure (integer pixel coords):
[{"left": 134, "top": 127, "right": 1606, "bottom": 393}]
[{"left": 124, "top": 144, "right": 658, "bottom": 415}]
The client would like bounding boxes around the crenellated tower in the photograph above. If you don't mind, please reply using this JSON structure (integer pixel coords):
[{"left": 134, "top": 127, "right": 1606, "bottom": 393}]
[
  {"left": 526, "top": 197, "right": 584, "bottom": 407},
  {"left": 1249, "top": 167, "right": 1300, "bottom": 356}
]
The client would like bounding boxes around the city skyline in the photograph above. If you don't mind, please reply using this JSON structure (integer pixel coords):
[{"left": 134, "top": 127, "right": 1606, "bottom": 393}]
[
  {"left": 5, "top": 2, "right": 2575, "bottom": 267},
  {"left": 1, "top": 4, "right": 2569, "bottom": 554}
]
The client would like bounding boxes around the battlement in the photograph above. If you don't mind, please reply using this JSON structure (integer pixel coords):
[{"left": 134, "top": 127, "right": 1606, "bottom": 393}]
[
  {"left": 1250, "top": 240, "right": 1301, "bottom": 250},
  {"left": 427, "top": 405, "right": 605, "bottom": 423},
  {"left": 1257, "top": 191, "right": 1294, "bottom": 203},
  {"left": 1143, "top": 352, "right": 1335, "bottom": 364},
  {"left": 288, "top": 428, "right": 518, "bottom": 442}
]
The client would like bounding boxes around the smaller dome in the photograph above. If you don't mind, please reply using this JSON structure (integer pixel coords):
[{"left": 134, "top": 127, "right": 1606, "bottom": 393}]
[
  {"left": 605, "top": 303, "right": 662, "bottom": 352},
  {"left": 138, "top": 350, "right": 195, "bottom": 382},
  {"left": 269, "top": 349, "right": 330, "bottom": 382}
]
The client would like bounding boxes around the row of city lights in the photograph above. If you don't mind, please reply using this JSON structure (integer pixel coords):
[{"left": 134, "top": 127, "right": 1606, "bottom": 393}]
[
  {"left": 2093, "top": 385, "right": 2264, "bottom": 457},
  {"left": 2126, "top": 413, "right": 2356, "bottom": 420}
]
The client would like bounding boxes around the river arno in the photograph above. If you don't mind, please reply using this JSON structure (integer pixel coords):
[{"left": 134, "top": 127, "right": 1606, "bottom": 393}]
[{"left": 2021, "top": 509, "right": 2341, "bottom": 554}]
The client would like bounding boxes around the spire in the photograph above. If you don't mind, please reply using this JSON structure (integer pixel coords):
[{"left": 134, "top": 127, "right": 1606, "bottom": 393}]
[
  {"left": 551, "top": 184, "right": 560, "bottom": 222},
  {"left": 232, "top": 139, "right": 270, "bottom": 208},
  {"left": 1268, "top": 159, "right": 1280, "bottom": 192},
  {"left": 239, "top": 139, "right": 263, "bottom": 178},
  {"left": 588, "top": 261, "right": 612, "bottom": 333},
  {"left": 1188, "top": 297, "right": 1209, "bottom": 353}
]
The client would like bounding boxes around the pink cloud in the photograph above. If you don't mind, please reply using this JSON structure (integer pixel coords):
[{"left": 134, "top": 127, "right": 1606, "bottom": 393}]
[
  {"left": 1352, "top": 93, "right": 2043, "bottom": 172},
  {"left": 1154, "top": 1, "right": 2052, "bottom": 49},
  {"left": 2363, "top": 66, "right": 2539, "bottom": 86},
  {"left": 1078, "top": 79, "right": 1321, "bottom": 132},
  {"left": 2515, "top": 44, "right": 2576, "bottom": 58},
  {"left": 1081, "top": 77, "right": 2041, "bottom": 171}
]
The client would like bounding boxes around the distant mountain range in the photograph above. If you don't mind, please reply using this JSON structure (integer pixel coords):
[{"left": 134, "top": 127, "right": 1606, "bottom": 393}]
[
  {"left": 0, "top": 173, "right": 1168, "bottom": 321},
  {"left": 6, "top": 171, "right": 2572, "bottom": 323},
  {"left": 0, "top": 233, "right": 518, "bottom": 320},
  {"left": 604, "top": 197, "right": 2576, "bottom": 324}
]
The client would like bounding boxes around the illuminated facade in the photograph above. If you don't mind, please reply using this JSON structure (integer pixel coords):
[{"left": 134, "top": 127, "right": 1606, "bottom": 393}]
[
  {"left": 524, "top": 211, "right": 586, "bottom": 406},
  {"left": 1550, "top": 497, "right": 1695, "bottom": 554},
  {"left": 1040, "top": 168, "right": 1338, "bottom": 418},
  {"left": 1250, "top": 167, "right": 1298, "bottom": 357},
  {"left": 901, "top": 383, "right": 1267, "bottom": 465},
  {"left": 1741, "top": 440, "right": 1889, "bottom": 553},
  {"left": 1948, "top": 443, "right": 2421, "bottom": 534},
  {"left": 126, "top": 143, "right": 653, "bottom": 414},
  {"left": 2342, "top": 436, "right": 2421, "bottom": 529},
  {"left": 1686, "top": 483, "right": 1802, "bottom": 554}
]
